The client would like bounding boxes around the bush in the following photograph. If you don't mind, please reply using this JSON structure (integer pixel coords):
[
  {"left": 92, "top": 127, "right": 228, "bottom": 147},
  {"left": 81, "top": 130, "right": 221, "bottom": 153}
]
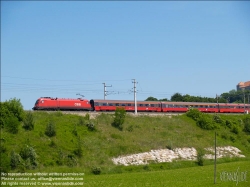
[
  {"left": 49, "top": 140, "right": 57, "bottom": 148},
  {"left": 112, "top": 107, "right": 126, "bottom": 130},
  {"left": 230, "top": 135, "right": 236, "bottom": 142},
  {"left": 213, "top": 115, "right": 222, "bottom": 123},
  {"left": 86, "top": 122, "right": 95, "bottom": 131},
  {"left": 45, "top": 121, "right": 56, "bottom": 137},
  {"left": 196, "top": 148, "right": 205, "bottom": 166},
  {"left": 0, "top": 102, "right": 12, "bottom": 128},
  {"left": 10, "top": 151, "right": 22, "bottom": 169},
  {"left": 231, "top": 125, "right": 240, "bottom": 134},
  {"left": 243, "top": 115, "right": 250, "bottom": 133},
  {"left": 5, "top": 116, "right": 20, "bottom": 134},
  {"left": 225, "top": 120, "right": 232, "bottom": 129},
  {"left": 186, "top": 108, "right": 202, "bottom": 121},
  {"left": 5, "top": 98, "right": 25, "bottom": 122},
  {"left": 23, "top": 112, "right": 34, "bottom": 130},
  {"left": 126, "top": 125, "right": 133, "bottom": 132},
  {"left": 196, "top": 115, "right": 216, "bottom": 130},
  {"left": 65, "top": 154, "right": 77, "bottom": 167},
  {"left": 92, "top": 166, "right": 101, "bottom": 175},
  {"left": 19, "top": 145, "right": 38, "bottom": 169}
]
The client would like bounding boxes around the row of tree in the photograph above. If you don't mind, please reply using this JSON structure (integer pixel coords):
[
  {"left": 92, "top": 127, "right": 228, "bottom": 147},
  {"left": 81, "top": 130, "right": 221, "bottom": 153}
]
[{"left": 145, "top": 89, "right": 250, "bottom": 103}]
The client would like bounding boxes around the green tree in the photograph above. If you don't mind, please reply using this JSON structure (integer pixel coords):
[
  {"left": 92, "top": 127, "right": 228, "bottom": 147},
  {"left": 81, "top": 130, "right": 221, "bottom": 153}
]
[
  {"left": 112, "top": 107, "right": 126, "bottom": 130},
  {"left": 145, "top": 96, "right": 158, "bottom": 101},
  {"left": 23, "top": 112, "right": 34, "bottom": 130},
  {"left": 5, "top": 98, "right": 25, "bottom": 122},
  {"left": 171, "top": 93, "right": 183, "bottom": 101},
  {"left": 45, "top": 121, "right": 56, "bottom": 137}
]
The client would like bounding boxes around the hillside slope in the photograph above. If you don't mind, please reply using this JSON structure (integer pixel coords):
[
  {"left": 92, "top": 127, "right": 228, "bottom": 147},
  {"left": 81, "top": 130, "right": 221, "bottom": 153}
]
[{"left": 1, "top": 111, "right": 250, "bottom": 174}]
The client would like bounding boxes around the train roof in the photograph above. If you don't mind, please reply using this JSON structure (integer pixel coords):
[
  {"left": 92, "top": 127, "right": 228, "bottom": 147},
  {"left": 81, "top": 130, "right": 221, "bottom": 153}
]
[{"left": 38, "top": 97, "right": 88, "bottom": 101}]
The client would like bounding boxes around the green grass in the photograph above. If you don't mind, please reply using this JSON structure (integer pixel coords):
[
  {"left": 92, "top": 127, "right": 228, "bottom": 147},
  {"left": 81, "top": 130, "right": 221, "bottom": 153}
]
[{"left": 83, "top": 161, "right": 250, "bottom": 187}]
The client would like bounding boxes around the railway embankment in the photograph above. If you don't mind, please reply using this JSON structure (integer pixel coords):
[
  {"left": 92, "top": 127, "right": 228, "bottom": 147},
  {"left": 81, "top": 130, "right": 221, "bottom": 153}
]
[{"left": 2, "top": 110, "right": 250, "bottom": 174}]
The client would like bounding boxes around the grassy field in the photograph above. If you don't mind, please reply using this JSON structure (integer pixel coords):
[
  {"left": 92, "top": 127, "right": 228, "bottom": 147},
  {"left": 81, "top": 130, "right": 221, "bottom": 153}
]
[
  {"left": 83, "top": 161, "right": 250, "bottom": 187},
  {"left": 1, "top": 111, "right": 250, "bottom": 186}
]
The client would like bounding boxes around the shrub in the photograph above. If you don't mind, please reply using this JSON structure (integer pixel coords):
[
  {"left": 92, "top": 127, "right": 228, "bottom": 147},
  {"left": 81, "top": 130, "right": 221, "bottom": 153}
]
[
  {"left": 112, "top": 107, "right": 126, "bottom": 130},
  {"left": 45, "top": 121, "right": 56, "bottom": 137},
  {"left": 213, "top": 115, "right": 222, "bottom": 123},
  {"left": 186, "top": 108, "right": 202, "bottom": 121},
  {"left": 230, "top": 135, "right": 236, "bottom": 142},
  {"left": 49, "top": 140, "right": 57, "bottom": 148},
  {"left": 5, "top": 116, "right": 20, "bottom": 134},
  {"left": 225, "top": 120, "right": 232, "bottom": 129},
  {"left": 126, "top": 125, "right": 133, "bottom": 132},
  {"left": 23, "top": 112, "right": 34, "bottom": 130},
  {"left": 92, "top": 166, "right": 101, "bottom": 175},
  {"left": 243, "top": 115, "right": 250, "bottom": 133},
  {"left": 10, "top": 151, "right": 22, "bottom": 169},
  {"left": 231, "top": 125, "right": 240, "bottom": 134},
  {"left": 86, "top": 122, "right": 95, "bottom": 131},
  {"left": 65, "top": 154, "right": 77, "bottom": 167},
  {"left": 5, "top": 98, "right": 25, "bottom": 122},
  {"left": 196, "top": 115, "right": 216, "bottom": 130},
  {"left": 19, "top": 145, "right": 38, "bottom": 169},
  {"left": 221, "top": 132, "right": 229, "bottom": 140},
  {"left": 56, "top": 149, "right": 64, "bottom": 166},
  {"left": 196, "top": 148, "right": 205, "bottom": 166}
]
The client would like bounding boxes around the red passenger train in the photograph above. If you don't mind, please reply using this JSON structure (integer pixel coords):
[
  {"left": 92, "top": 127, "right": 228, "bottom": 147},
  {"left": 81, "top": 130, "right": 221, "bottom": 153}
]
[{"left": 33, "top": 97, "right": 250, "bottom": 113}]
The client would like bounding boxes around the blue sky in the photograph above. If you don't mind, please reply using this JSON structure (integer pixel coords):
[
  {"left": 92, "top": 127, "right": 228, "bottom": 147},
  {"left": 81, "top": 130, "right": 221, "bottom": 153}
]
[{"left": 1, "top": 1, "right": 250, "bottom": 110}]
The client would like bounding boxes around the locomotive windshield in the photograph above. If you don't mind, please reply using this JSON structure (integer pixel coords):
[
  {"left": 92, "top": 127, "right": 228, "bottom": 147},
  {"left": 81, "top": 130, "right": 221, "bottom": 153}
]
[{"left": 35, "top": 100, "right": 39, "bottom": 105}]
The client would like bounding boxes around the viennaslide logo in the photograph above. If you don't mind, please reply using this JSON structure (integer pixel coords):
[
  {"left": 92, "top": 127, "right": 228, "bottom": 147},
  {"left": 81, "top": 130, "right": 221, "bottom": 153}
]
[{"left": 220, "top": 167, "right": 248, "bottom": 186}]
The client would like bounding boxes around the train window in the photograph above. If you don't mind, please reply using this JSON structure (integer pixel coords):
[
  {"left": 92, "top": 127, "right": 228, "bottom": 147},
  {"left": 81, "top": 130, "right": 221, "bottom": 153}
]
[
  {"left": 116, "top": 103, "right": 119, "bottom": 106},
  {"left": 139, "top": 104, "right": 143, "bottom": 107},
  {"left": 95, "top": 102, "right": 99, "bottom": 106},
  {"left": 121, "top": 104, "right": 126, "bottom": 106},
  {"left": 151, "top": 104, "right": 155, "bottom": 107},
  {"left": 108, "top": 103, "right": 113, "bottom": 106},
  {"left": 103, "top": 103, "right": 107, "bottom": 106},
  {"left": 145, "top": 104, "right": 149, "bottom": 107}
]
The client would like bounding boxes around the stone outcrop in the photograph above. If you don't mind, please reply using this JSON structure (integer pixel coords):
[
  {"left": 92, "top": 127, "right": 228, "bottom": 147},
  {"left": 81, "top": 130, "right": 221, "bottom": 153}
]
[{"left": 112, "top": 146, "right": 245, "bottom": 166}]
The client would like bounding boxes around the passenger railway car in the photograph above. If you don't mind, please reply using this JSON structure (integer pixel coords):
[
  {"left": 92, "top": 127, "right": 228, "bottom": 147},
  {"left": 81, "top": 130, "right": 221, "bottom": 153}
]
[
  {"left": 90, "top": 99, "right": 162, "bottom": 112},
  {"left": 32, "top": 97, "right": 92, "bottom": 111}
]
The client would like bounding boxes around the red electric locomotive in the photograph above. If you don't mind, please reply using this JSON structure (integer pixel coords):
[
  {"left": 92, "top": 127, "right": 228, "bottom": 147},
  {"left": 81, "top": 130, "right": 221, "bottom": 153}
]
[{"left": 32, "top": 97, "right": 92, "bottom": 111}]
